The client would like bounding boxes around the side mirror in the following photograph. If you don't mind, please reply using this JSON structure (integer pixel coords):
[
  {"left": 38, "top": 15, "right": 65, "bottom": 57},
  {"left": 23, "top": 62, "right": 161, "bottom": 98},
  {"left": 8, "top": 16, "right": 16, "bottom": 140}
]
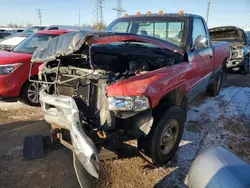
[{"left": 194, "top": 35, "right": 209, "bottom": 50}]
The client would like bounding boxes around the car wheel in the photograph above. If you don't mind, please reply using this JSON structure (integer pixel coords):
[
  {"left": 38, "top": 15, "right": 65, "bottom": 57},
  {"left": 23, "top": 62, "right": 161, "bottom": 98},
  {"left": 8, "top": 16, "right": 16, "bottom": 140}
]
[
  {"left": 20, "top": 81, "right": 41, "bottom": 106},
  {"left": 207, "top": 69, "right": 223, "bottom": 97},
  {"left": 242, "top": 56, "right": 250, "bottom": 75},
  {"left": 138, "top": 106, "right": 184, "bottom": 166}
]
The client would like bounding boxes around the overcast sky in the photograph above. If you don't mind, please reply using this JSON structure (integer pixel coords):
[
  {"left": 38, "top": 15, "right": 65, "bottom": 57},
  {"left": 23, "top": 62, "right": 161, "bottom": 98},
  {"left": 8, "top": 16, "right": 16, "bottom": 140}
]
[{"left": 0, "top": 0, "right": 249, "bottom": 28}]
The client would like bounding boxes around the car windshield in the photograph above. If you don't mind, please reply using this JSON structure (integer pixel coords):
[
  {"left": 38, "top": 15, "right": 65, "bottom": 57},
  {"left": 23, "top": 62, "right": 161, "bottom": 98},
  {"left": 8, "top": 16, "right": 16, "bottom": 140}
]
[
  {"left": 13, "top": 33, "right": 58, "bottom": 54},
  {"left": 106, "top": 17, "right": 187, "bottom": 47},
  {"left": 22, "top": 26, "right": 46, "bottom": 35}
]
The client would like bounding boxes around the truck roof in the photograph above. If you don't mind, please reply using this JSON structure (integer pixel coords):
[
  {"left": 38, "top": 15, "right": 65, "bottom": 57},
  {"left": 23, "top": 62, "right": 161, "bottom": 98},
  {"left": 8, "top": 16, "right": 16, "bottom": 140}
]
[
  {"left": 117, "top": 13, "right": 202, "bottom": 19},
  {"left": 36, "top": 30, "right": 71, "bottom": 35}
]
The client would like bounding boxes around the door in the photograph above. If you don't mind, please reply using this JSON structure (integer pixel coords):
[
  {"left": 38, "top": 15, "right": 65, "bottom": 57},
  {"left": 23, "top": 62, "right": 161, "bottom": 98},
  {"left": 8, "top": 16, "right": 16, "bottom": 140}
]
[
  {"left": 191, "top": 18, "right": 213, "bottom": 81},
  {"left": 187, "top": 18, "right": 213, "bottom": 101}
]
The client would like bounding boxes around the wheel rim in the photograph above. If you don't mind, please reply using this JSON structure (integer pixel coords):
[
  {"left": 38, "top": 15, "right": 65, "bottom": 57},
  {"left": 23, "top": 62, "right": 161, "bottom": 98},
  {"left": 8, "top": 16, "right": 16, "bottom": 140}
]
[
  {"left": 159, "top": 119, "right": 179, "bottom": 155},
  {"left": 27, "top": 83, "right": 40, "bottom": 104}
]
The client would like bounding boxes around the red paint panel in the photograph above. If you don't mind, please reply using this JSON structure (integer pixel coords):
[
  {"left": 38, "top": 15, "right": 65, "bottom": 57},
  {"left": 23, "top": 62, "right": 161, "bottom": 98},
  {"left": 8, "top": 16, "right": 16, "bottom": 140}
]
[{"left": 107, "top": 62, "right": 192, "bottom": 108}]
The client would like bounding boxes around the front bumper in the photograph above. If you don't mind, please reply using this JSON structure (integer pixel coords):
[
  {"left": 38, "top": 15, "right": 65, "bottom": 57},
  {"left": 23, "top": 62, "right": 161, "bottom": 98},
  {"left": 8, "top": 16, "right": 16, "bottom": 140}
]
[
  {"left": 39, "top": 89, "right": 99, "bottom": 180},
  {"left": 226, "top": 58, "right": 244, "bottom": 68},
  {"left": 0, "top": 75, "right": 21, "bottom": 99},
  {"left": 0, "top": 96, "right": 18, "bottom": 102}
]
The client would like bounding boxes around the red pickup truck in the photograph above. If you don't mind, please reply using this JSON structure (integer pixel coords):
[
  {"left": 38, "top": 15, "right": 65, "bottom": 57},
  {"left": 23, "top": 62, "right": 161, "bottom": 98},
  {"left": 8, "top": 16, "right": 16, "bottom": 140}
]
[
  {"left": 33, "top": 12, "right": 229, "bottom": 187},
  {"left": 0, "top": 30, "right": 70, "bottom": 106}
]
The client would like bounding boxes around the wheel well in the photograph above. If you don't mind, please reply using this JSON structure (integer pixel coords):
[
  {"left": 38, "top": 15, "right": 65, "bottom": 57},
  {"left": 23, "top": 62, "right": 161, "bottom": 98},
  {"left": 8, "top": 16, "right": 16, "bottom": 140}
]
[
  {"left": 19, "top": 79, "right": 29, "bottom": 97},
  {"left": 19, "top": 75, "right": 38, "bottom": 97},
  {"left": 152, "top": 85, "right": 187, "bottom": 121}
]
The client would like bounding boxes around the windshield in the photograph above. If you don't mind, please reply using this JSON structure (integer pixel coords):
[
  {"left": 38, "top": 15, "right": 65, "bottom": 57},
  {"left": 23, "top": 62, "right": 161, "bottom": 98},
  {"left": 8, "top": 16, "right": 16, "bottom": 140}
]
[
  {"left": 22, "top": 26, "right": 46, "bottom": 35},
  {"left": 106, "top": 17, "right": 187, "bottom": 47},
  {"left": 13, "top": 33, "right": 58, "bottom": 54}
]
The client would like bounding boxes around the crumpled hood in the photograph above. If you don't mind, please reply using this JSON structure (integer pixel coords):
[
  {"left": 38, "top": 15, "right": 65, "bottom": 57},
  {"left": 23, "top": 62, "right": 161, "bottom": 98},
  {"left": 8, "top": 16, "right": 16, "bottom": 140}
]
[
  {"left": 0, "top": 50, "right": 32, "bottom": 65},
  {"left": 31, "top": 31, "right": 184, "bottom": 63},
  {"left": 209, "top": 26, "right": 247, "bottom": 44}
]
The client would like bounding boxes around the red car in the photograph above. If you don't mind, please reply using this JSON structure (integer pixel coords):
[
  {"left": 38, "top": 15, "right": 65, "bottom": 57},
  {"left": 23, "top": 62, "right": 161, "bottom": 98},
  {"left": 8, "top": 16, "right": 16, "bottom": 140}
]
[{"left": 0, "top": 30, "right": 70, "bottom": 106}]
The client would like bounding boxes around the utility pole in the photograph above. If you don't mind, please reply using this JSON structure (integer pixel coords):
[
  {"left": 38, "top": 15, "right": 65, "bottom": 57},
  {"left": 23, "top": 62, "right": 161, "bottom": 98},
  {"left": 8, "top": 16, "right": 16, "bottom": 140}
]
[
  {"left": 93, "top": 0, "right": 104, "bottom": 25},
  {"left": 37, "top": 9, "right": 42, "bottom": 25},
  {"left": 79, "top": 8, "right": 81, "bottom": 26},
  {"left": 112, "top": 0, "right": 126, "bottom": 18},
  {"left": 206, "top": 0, "right": 211, "bottom": 24},
  {"left": 99, "top": 0, "right": 104, "bottom": 25}
]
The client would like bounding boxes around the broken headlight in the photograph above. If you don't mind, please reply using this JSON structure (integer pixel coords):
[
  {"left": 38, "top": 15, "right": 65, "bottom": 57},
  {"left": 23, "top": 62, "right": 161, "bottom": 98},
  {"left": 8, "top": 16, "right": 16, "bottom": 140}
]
[{"left": 108, "top": 96, "right": 150, "bottom": 111}]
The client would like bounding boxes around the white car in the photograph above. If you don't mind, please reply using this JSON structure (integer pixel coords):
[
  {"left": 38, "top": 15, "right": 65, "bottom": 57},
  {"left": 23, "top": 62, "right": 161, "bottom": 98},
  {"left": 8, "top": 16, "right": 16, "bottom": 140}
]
[
  {"left": 0, "top": 25, "right": 92, "bottom": 51},
  {"left": 0, "top": 25, "right": 47, "bottom": 51}
]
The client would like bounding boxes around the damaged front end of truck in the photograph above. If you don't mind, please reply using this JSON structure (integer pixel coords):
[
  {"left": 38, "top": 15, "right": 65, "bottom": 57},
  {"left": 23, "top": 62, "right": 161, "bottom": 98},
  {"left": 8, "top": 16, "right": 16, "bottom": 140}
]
[{"left": 30, "top": 31, "right": 183, "bottom": 187}]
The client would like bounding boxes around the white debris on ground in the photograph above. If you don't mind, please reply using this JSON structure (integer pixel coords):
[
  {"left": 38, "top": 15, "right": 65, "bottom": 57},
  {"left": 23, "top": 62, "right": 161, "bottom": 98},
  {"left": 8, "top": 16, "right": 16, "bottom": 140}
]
[{"left": 159, "top": 86, "right": 250, "bottom": 187}]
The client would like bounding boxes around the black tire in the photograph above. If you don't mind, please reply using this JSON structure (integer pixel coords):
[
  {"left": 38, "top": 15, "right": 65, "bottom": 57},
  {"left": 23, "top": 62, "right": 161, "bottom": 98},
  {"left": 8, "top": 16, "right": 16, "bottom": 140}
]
[
  {"left": 139, "top": 106, "right": 185, "bottom": 166},
  {"left": 207, "top": 69, "right": 223, "bottom": 97},
  {"left": 242, "top": 56, "right": 250, "bottom": 75},
  {"left": 20, "top": 81, "right": 41, "bottom": 106}
]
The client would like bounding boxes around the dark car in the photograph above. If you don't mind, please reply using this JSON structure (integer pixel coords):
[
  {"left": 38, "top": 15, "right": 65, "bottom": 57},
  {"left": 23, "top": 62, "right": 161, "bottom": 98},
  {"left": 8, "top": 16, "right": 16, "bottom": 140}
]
[
  {"left": 209, "top": 26, "right": 250, "bottom": 74},
  {"left": 0, "top": 32, "right": 11, "bottom": 40}
]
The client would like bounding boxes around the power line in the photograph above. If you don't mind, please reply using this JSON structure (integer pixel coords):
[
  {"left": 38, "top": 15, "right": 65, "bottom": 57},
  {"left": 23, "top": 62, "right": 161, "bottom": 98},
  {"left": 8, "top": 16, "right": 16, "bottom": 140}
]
[
  {"left": 37, "top": 9, "right": 42, "bottom": 25},
  {"left": 206, "top": 0, "right": 211, "bottom": 23}
]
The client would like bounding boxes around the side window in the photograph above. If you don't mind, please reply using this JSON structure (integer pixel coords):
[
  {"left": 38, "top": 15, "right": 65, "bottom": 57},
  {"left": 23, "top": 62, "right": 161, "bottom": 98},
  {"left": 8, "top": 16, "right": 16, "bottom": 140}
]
[
  {"left": 192, "top": 18, "right": 207, "bottom": 46},
  {"left": 111, "top": 22, "right": 129, "bottom": 32},
  {"left": 137, "top": 22, "right": 153, "bottom": 36},
  {"left": 48, "top": 27, "right": 59, "bottom": 30},
  {"left": 154, "top": 22, "right": 165, "bottom": 38}
]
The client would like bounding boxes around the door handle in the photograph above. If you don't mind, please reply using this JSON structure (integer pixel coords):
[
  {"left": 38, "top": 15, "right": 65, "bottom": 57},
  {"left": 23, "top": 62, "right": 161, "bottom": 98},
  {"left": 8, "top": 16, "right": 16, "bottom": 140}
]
[{"left": 209, "top": 55, "right": 213, "bottom": 59}]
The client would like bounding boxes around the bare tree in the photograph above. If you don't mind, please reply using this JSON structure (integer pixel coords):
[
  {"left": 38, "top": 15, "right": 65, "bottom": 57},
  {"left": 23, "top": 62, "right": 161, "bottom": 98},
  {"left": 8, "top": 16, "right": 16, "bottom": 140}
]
[
  {"left": 26, "top": 23, "right": 33, "bottom": 27},
  {"left": 7, "top": 23, "right": 14, "bottom": 28},
  {"left": 81, "top": 23, "right": 106, "bottom": 31}
]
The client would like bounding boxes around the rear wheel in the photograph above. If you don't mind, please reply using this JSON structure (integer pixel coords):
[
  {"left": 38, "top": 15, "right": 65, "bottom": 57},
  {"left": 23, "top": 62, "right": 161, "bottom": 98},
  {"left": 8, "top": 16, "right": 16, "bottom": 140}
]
[
  {"left": 207, "top": 69, "right": 223, "bottom": 97},
  {"left": 242, "top": 56, "right": 250, "bottom": 75},
  {"left": 138, "top": 106, "right": 185, "bottom": 166},
  {"left": 20, "top": 81, "right": 41, "bottom": 106}
]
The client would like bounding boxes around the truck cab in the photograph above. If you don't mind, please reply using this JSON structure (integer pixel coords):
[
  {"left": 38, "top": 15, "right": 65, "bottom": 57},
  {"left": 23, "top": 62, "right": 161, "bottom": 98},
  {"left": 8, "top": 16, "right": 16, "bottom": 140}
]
[{"left": 106, "top": 12, "right": 229, "bottom": 101}]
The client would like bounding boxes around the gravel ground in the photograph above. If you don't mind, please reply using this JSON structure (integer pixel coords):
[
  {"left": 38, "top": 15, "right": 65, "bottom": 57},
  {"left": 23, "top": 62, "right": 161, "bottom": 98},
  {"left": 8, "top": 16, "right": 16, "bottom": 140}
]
[{"left": 0, "top": 73, "right": 250, "bottom": 188}]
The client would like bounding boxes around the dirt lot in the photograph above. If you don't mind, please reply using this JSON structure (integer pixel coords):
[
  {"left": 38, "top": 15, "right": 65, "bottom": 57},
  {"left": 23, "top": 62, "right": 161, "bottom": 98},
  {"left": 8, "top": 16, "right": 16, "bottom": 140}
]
[{"left": 0, "top": 72, "right": 250, "bottom": 188}]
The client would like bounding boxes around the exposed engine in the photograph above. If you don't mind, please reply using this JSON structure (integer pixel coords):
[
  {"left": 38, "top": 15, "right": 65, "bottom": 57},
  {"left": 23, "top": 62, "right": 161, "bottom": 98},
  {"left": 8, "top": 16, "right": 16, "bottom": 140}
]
[
  {"left": 40, "top": 41, "right": 183, "bottom": 131},
  {"left": 229, "top": 45, "right": 244, "bottom": 60}
]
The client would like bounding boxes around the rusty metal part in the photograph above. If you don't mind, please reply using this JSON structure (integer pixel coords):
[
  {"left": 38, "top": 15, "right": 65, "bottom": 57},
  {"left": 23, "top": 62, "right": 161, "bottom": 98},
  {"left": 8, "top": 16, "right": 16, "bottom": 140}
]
[{"left": 96, "top": 130, "right": 107, "bottom": 139}]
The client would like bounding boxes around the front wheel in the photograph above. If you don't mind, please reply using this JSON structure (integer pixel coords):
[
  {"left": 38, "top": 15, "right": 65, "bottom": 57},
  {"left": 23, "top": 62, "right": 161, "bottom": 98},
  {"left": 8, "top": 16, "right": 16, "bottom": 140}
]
[
  {"left": 20, "top": 81, "right": 41, "bottom": 106},
  {"left": 138, "top": 106, "right": 185, "bottom": 166}
]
